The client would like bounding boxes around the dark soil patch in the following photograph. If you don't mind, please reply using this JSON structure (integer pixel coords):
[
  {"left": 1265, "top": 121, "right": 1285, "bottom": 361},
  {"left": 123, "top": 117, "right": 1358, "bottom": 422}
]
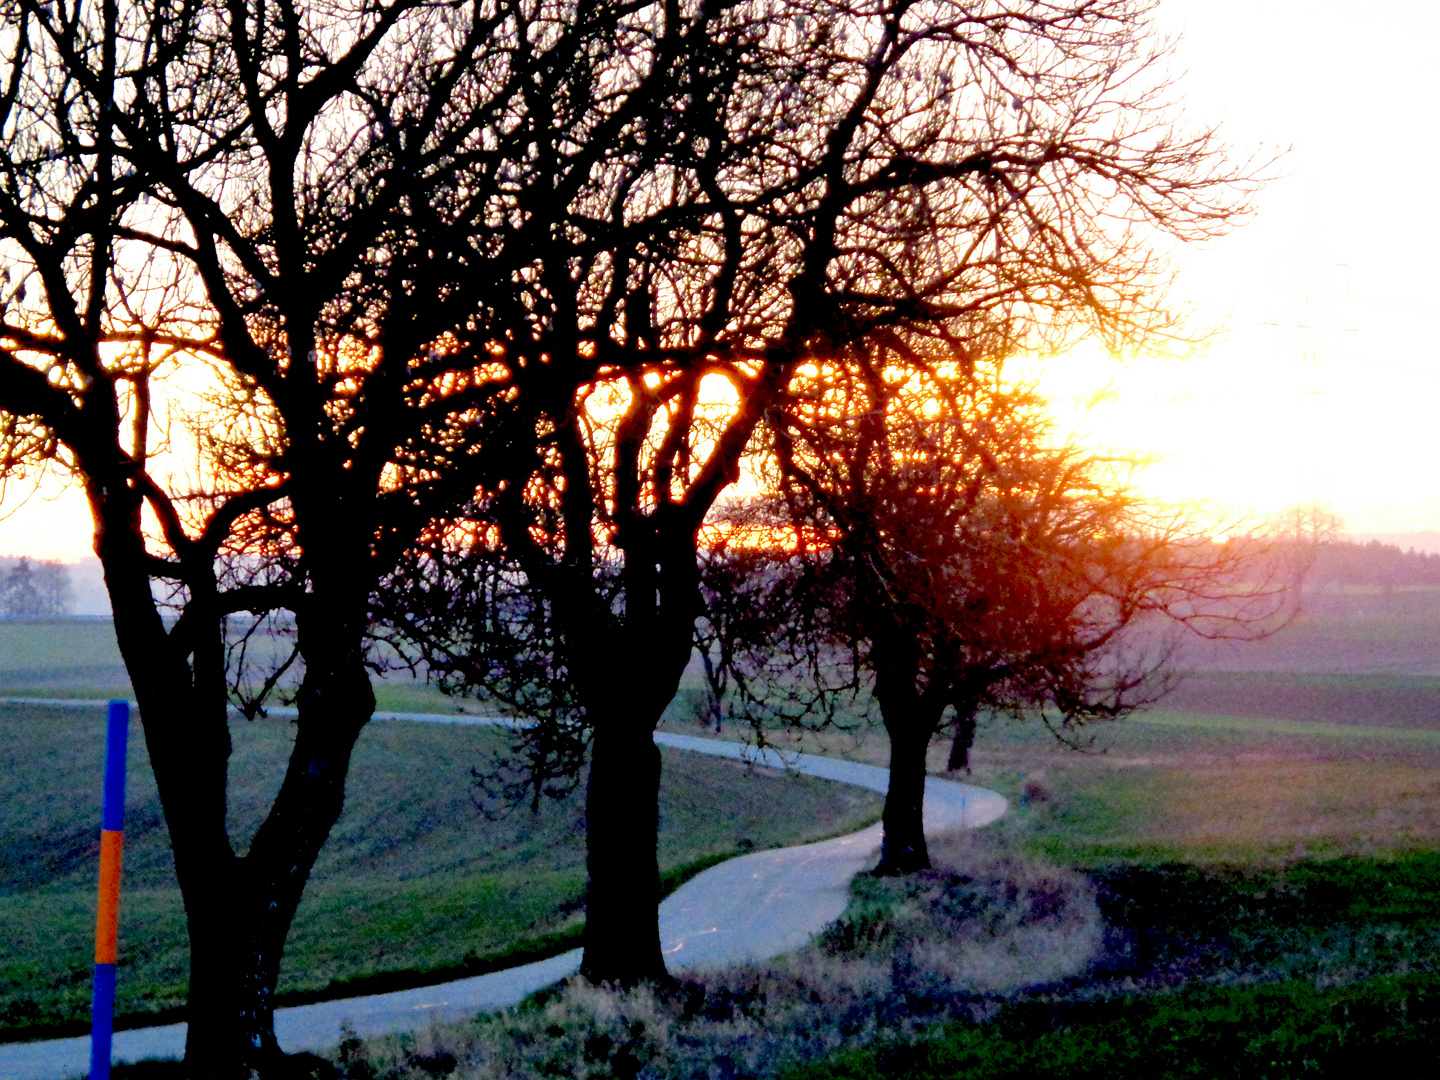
[{"left": 1162, "top": 672, "right": 1440, "bottom": 730}]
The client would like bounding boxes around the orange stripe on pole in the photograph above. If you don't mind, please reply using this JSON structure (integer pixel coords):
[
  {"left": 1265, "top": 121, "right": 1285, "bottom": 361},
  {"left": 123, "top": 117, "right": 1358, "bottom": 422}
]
[{"left": 94, "top": 830, "right": 122, "bottom": 965}]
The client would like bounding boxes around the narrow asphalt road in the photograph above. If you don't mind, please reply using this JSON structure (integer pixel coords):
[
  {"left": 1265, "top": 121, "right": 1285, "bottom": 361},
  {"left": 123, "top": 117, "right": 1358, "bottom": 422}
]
[{"left": 0, "top": 706, "right": 1006, "bottom": 1079}]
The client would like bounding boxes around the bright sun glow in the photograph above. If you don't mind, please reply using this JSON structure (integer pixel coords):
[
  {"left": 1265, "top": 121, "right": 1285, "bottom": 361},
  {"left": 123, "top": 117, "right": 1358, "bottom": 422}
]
[
  {"left": 6, "top": 1, "right": 1440, "bottom": 560},
  {"left": 1017, "top": 247, "right": 1440, "bottom": 539},
  {"left": 1015, "top": 337, "right": 1340, "bottom": 529}
]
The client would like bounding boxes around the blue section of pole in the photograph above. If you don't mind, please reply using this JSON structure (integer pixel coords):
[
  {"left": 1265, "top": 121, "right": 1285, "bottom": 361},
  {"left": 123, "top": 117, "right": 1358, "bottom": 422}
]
[
  {"left": 101, "top": 700, "right": 129, "bottom": 832},
  {"left": 89, "top": 964, "right": 116, "bottom": 1080},
  {"left": 90, "top": 699, "right": 129, "bottom": 1080}
]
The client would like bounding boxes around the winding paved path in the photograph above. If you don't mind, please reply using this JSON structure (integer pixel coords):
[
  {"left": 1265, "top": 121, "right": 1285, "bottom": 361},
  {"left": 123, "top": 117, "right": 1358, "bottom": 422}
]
[{"left": 0, "top": 707, "right": 1006, "bottom": 1079}]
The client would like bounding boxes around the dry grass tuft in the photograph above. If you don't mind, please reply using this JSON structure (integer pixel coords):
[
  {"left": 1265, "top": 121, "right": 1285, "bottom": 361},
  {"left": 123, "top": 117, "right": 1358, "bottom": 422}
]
[{"left": 332, "top": 833, "right": 1103, "bottom": 1079}]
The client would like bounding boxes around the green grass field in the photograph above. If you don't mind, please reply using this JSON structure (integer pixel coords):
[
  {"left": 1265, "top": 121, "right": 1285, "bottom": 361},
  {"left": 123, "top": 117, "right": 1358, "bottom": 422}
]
[
  {"left": 767, "top": 672, "right": 1440, "bottom": 1079},
  {"left": 318, "top": 655, "right": 1440, "bottom": 1078},
  {"left": 0, "top": 619, "right": 131, "bottom": 699},
  {"left": 0, "top": 701, "right": 882, "bottom": 1041},
  {"left": 9, "top": 615, "right": 1440, "bottom": 1074},
  {"left": 0, "top": 617, "right": 504, "bottom": 716}
]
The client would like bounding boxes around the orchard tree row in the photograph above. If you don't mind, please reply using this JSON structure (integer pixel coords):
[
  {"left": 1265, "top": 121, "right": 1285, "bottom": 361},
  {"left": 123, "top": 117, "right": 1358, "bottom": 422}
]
[{"left": 0, "top": 0, "right": 1277, "bottom": 1073}]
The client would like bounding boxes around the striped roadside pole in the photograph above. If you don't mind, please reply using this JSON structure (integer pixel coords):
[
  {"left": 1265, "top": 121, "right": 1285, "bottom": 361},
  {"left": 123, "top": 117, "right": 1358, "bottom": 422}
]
[{"left": 90, "top": 699, "right": 129, "bottom": 1080}]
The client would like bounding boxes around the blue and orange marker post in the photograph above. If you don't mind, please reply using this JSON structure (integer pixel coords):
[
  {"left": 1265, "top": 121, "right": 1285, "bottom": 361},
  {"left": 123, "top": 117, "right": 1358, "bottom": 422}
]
[{"left": 91, "top": 699, "right": 129, "bottom": 1080}]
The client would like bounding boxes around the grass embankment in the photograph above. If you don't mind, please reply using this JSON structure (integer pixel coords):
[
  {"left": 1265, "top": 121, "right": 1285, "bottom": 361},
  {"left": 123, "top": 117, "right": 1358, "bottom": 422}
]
[
  {"left": 0, "top": 702, "right": 882, "bottom": 1042},
  {"left": 327, "top": 693, "right": 1440, "bottom": 1078},
  {"left": 0, "top": 616, "right": 503, "bottom": 716}
]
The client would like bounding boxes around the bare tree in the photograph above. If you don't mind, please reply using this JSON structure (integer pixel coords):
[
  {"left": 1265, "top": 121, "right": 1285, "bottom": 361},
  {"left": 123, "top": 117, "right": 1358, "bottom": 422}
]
[
  {"left": 765, "top": 355, "right": 1294, "bottom": 874},
  {"left": 693, "top": 500, "right": 859, "bottom": 740},
  {"left": 0, "top": 0, "right": 607, "bottom": 1066},
  {"left": 0, "top": 0, "right": 1269, "bottom": 1032},
  {"left": 1, "top": 557, "right": 35, "bottom": 616},
  {"left": 33, "top": 558, "right": 73, "bottom": 615},
  {"left": 387, "top": 0, "right": 1267, "bottom": 984}
]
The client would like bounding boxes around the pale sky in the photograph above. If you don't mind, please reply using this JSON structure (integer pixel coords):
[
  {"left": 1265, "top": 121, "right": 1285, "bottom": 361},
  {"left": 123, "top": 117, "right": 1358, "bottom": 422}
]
[
  {"left": 1038, "top": 0, "right": 1440, "bottom": 536},
  {"left": 3, "top": 0, "right": 1439, "bottom": 562}
]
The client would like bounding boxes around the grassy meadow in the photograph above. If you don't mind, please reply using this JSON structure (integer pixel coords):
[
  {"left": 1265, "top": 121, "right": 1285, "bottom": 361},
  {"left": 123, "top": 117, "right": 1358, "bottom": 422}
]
[
  {"left": 0, "top": 626, "right": 884, "bottom": 1040},
  {"left": 318, "top": 592, "right": 1440, "bottom": 1078},
  {"left": 0, "top": 618, "right": 132, "bottom": 699},
  {"left": 317, "top": 705, "right": 1440, "bottom": 1079},
  {"left": 0, "top": 616, "right": 500, "bottom": 717},
  {"left": 763, "top": 699, "right": 1440, "bottom": 1080},
  {"left": 6, "top": 602, "right": 1440, "bottom": 1073}
]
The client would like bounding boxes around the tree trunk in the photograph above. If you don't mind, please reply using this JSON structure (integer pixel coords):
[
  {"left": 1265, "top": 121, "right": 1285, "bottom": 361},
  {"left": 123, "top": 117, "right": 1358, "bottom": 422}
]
[
  {"left": 947, "top": 709, "right": 978, "bottom": 771},
  {"left": 134, "top": 698, "right": 261, "bottom": 1072},
  {"left": 159, "top": 668, "right": 372, "bottom": 1073},
  {"left": 95, "top": 533, "right": 265, "bottom": 1069},
  {"left": 868, "top": 630, "right": 945, "bottom": 876},
  {"left": 573, "top": 512, "right": 699, "bottom": 986},
  {"left": 875, "top": 714, "right": 935, "bottom": 875},
  {"left": 101, "top": 526, "right": 373, "bottom": 1072},
  {"left": 118, "top": 665, "right": 269, "bottom": 1070},
  {"left": 180, "top": 881, "right": 258, "bottom": 1074},
  {"left": 579, "top": 706, "right": 670, "bottom": 985}
]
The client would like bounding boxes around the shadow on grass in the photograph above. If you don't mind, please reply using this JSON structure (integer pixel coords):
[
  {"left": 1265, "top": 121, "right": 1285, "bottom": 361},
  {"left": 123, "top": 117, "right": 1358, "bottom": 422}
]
[
  {"left": 799, "top": 972, "right": 1440, "bottom": 1078},
  {"left": 1085, "top": 852, "right": 1440, "bottom": 989}
]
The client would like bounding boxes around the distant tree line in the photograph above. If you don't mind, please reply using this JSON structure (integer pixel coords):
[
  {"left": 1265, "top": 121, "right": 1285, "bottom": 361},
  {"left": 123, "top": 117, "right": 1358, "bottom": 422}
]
[
  {"left": 0, "top": 556, "right": 72, "bottom": 618},
  {"left": 1308, "top": 541, "right": 1440, "bottom": 591}
]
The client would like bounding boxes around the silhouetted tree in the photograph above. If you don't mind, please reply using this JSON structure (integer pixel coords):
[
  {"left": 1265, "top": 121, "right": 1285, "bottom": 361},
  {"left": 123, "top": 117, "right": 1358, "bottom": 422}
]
[
  {"left": 33, "top": 558, "right": 73, "bottom": 615},
  {"left": 2, "top": 556, "right": 37, "bottom": 616},
  {"left": 695, "top": 510, "right": 856, "bottom": 739},
  {"left": 381, "top": 0, "right": 1267, "bottom": 983},
  {"left": 2, "top": 558, "right": 28, "bottom": 615},
  {"left": 0, "top": 0, "right": 596, "bottom": 1066},
  {"left": 379, "top": 0, "right": 1278, "bottom": 983},
  {"left": 1, "top": 0, "right": 1269, "bottom": 1020},
  {"left": 0, "top": 558, "right": 74, "bottom": 620},
  {"left": 763, "top": 356, "right": 1294, "bottom": 874}
]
